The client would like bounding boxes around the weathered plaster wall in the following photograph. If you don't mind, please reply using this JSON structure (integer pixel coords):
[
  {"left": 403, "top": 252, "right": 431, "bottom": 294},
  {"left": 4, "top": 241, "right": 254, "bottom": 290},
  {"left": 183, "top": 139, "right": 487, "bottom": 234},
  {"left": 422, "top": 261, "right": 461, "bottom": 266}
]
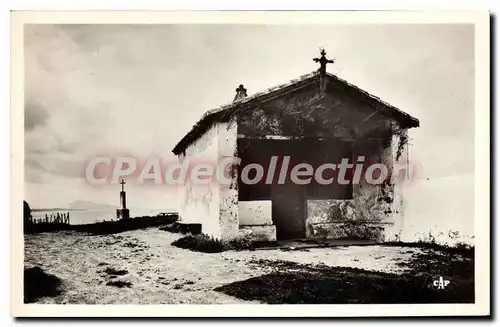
[
  {"left": 179, "top": 119, "right": 279, "bottom": 242},
  {"left": 305, "top": 145, "right": 398, "bottom": 242},
  {"left": 178, "top": 124, "right": 221, "bottom": 238},
  {"left": 239, "top": 200, "right": 273, "bottom": 226},
  {"left": 217, "top": 121, "right": 240, "bottom": 240},
  {"left": 178, "top": 121, "right": 241, "bottom": 241},
  {"left": 306, "top": 199, "right": 352, "bottom": 239},
  {"left": 381, "top": 130, "right": 408, "bottom": 241},
  {"left": 219, "top": 121, "right": 277, "bottom": 242},
  {"left": 304, "top": 136, "right": 402, "bottom": 242},
  {"left": 341, "top": 134, "right": 399, "bottom": 241}
]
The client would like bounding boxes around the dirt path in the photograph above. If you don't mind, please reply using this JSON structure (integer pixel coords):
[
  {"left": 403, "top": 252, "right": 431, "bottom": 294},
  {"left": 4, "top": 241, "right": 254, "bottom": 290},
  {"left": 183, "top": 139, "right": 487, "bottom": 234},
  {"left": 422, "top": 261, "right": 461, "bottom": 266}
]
[{"left": 24, "top": 227, "right": 439, "bottom": 304}]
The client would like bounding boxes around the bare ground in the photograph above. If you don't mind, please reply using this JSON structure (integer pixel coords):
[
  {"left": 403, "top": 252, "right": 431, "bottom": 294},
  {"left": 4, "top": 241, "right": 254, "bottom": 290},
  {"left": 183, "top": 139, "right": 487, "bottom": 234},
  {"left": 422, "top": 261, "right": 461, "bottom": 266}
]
[{"left": 24, "top": 227, "right": 472, "bottom": 304}]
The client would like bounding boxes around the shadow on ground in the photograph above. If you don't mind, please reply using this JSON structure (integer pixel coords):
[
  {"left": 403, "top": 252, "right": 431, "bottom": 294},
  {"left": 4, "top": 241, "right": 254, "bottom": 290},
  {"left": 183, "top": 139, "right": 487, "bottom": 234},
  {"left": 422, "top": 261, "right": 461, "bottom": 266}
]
[
  {"left": 24, "top": 266, "right": 64, "bottom": 303},
  {"left": 215, "top": 247, "right": 474, "bottom": 304}
]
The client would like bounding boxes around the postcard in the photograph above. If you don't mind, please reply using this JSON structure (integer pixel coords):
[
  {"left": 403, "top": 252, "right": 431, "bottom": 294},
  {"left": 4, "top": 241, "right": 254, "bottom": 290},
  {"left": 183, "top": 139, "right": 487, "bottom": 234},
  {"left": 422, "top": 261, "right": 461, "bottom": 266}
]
[{"left": 10, "top": 10, "right": 490, "bottom": 317}]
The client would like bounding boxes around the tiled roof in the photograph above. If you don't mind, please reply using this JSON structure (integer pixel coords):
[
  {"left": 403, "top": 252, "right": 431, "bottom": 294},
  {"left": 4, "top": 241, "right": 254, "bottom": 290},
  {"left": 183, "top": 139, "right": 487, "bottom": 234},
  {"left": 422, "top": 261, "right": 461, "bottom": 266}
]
[{"left": 172, "top": 71, "right": 419, "bottom": 155}]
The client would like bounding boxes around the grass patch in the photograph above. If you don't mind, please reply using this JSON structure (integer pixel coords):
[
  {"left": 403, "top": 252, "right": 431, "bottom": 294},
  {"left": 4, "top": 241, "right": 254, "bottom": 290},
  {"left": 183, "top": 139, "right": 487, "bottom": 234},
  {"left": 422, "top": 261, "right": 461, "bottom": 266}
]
[
  {"left": 395, "top": 247, "right": 474, "bottom": 279},
  {"left": 103, "top": 267, "right": 128, "bottom": 276},
  {"left": 106, "top": 280, "right": 132, "bottom": 288},
  {"left": 172, "top": 234, "right": 224, "bottom": 253},
  {"left": 24, "top": 266, "right": 63, "bottom": 303},
  {"left": 382, "top": 241, "right": 474, "bottom": 257},
  {"left": 123, "top": 241, "right": 144, "bottom": 248},
  {"left": 171, "top": 234, "right": 255, "bottom": 253},
  {"left": 224, "top": 237, "right": 255, "bottom": 251}
]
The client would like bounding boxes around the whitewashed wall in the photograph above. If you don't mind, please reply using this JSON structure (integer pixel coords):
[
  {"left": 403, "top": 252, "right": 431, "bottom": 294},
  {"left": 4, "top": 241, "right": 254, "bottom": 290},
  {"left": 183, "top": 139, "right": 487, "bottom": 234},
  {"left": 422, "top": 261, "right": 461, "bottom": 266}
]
[
  {"left": 178, "top": 124, "right": 221, "bottom": 238},
  {"left": 398, "top": 174, "right": 475, "bottom": 246},
  {"left": 178, "top": 121, "right": 239, "bottom": 240},
  {"left": 218, "top": 121, "right": 239, "bottom": 239}
]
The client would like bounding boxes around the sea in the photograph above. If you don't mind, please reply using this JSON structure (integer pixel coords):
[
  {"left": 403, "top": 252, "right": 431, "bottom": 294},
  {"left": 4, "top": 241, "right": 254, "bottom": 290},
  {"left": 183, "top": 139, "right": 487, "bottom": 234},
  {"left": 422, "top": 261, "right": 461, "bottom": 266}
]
[{"left": 31, "top": 208, "right": 174, "bottom": 225}]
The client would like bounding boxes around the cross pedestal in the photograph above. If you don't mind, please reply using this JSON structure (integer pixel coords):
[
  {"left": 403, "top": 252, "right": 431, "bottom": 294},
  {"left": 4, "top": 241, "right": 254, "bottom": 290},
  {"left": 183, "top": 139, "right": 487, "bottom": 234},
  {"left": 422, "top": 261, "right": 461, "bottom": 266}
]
[
  {"left": 116, "top": 208, "right": 130, "bottom": 220},
  {"left": 116, "top": 179, "right": 130, "bottom": 219}
]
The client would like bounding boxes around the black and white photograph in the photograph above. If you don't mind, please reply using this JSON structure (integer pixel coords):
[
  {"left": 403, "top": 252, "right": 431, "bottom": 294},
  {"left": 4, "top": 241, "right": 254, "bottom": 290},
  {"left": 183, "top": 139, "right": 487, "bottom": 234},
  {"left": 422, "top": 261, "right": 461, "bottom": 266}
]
[{"left": 10, "top": 10, "right": 490, "bottom": 317}]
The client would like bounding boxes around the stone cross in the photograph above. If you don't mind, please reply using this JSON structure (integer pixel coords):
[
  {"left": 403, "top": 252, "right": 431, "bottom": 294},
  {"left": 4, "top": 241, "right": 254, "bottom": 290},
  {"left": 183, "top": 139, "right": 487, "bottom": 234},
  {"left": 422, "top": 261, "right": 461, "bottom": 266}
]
[
  {"left": 313, "top": 49, "right": 334, "bottom": 74},
  {"left": 313, "top": 49, "right": 334, "bottom": 92},
  {"left": 117, "top": 178, "right": 129, "bottom": 219},
  {"left": 119, "top": 178, "right": 128, "bottom": 214},
  {"left": 234, "top": 84, "right": 247, "bottom": 101}
]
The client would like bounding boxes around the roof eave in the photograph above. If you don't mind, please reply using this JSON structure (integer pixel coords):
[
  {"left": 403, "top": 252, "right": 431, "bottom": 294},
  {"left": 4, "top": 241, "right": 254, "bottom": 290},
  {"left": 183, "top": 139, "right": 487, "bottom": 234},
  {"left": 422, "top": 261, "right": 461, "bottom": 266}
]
[{"left": 172, "top": 71, "right": 421, "bottom": 155}]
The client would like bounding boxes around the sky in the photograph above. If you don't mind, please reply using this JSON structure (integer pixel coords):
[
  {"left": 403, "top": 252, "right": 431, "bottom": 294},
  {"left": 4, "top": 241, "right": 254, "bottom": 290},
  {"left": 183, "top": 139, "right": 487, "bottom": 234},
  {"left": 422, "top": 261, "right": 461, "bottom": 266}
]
[{"left": 24, "top": 24, "right": 475, "bottom": 209}]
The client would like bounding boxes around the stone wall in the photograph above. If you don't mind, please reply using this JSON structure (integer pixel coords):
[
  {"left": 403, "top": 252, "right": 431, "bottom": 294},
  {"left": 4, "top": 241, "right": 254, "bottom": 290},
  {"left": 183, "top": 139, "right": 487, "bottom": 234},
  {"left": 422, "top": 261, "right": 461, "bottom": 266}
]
[
  {"left": 238, "top": 225, "right": 277, "bottom": 242},
  {"left": 239, "top": 200, "right": 272, "bottom": 225},
  {"left": 178, "top": 80, "right": 417, "bottom": 242},
  {"left": 304, "top": 131, "right": 409, "bottom": 241},
  {"left": 218, "top": 121, "right": 240, "bottom": 240},
  {"left": 381, "top": 130, "right": 409, "bottom": 241},
  {"left": 238, "top": 200, "right": 276, "bottom": 242},
  {"left": 235, "top": 82, "right": 411, "bottom": 242}
]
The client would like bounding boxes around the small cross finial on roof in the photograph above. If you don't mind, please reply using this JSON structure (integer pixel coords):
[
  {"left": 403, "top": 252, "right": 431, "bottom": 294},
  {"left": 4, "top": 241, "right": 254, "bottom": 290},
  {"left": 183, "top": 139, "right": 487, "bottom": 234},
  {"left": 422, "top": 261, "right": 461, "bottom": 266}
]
[
  {"left": 234, "top": 84, "right": 247, "bottom": 102},
  {"left": 313, "top": 49, "right": 334, "bottom": 74},
  {"left": 120, "top": 179, "right": 126, "bottom": 192}
]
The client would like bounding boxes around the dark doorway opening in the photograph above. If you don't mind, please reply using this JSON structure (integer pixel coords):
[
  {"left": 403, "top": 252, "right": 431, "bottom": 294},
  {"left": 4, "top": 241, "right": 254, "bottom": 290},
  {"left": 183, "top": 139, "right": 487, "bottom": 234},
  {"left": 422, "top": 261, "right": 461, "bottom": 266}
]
[
  {"left": 237, "top": 137, "right": 353, "bottom": 240},
  {"left": 272, "top": 185, "right": 306, "bottom": 240}
]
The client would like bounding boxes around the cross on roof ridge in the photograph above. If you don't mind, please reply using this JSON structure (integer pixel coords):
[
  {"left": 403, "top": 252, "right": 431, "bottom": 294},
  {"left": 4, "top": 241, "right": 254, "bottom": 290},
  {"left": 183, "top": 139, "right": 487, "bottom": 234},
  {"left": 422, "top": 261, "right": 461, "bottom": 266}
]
[{"left": 313, "top": 49, "right": 334, "bottom": 73}]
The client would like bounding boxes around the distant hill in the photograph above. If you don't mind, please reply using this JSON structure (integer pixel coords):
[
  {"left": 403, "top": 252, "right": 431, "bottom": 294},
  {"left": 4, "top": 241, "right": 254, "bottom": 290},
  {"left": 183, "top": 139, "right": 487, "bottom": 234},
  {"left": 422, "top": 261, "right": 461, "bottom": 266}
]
[
  {"left": 68, "top": 200, "right": 118, "bottom": 211},
  {"left": 31, "top": 208, "right": 69, "bottom": 212}
]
